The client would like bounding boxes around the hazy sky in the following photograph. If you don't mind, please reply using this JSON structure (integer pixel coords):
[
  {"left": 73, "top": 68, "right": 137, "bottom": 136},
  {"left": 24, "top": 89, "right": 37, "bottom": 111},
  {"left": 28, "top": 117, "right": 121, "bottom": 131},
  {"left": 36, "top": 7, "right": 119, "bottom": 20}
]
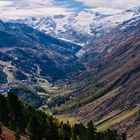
[{"left": 0, "top": 0, "right": 140, "bottom": 19}]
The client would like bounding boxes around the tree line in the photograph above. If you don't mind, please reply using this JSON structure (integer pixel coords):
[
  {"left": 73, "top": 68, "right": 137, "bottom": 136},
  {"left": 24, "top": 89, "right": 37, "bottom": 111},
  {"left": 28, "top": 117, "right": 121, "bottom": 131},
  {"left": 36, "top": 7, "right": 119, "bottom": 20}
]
[{"left": 0, "top": 92, "right": 126, "bottom": 140}]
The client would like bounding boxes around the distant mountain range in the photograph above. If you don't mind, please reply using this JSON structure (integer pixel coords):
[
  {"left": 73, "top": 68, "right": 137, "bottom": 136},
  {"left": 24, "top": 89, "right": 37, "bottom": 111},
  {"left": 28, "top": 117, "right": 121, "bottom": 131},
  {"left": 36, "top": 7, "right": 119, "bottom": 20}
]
[{"left": 11, "top": 7, "right": 140, "bottom": 45}]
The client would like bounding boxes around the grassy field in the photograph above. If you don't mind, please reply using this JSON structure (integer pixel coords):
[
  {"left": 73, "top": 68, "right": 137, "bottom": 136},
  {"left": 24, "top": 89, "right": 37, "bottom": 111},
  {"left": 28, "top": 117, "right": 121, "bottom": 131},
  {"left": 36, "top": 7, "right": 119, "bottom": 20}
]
[
  {"left": 95, "top": 110, "right": 122, "bottom": 126},
  {"left": 96, "top": 107, "right": 139, "bottom": 131},
  {"left": 37, "top": 77, "right": 59, "bottom": 94}
]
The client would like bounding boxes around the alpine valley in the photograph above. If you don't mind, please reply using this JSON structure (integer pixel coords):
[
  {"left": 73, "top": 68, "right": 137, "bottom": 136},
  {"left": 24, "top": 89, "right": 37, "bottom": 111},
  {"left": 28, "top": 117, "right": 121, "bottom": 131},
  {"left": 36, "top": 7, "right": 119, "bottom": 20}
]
[{"left": 0, "top": 5, "right": 140, "bottom": 140}]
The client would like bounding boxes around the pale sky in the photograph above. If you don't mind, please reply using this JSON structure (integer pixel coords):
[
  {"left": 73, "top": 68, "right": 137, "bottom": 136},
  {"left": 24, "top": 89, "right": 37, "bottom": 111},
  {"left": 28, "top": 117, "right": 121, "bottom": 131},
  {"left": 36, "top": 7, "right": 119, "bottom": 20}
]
[
  {"left": 0, "top": 0, "right": 140, "bottom": 19},
  {"left": 76, "top": 0, "right": 140, "bottom": 10}
]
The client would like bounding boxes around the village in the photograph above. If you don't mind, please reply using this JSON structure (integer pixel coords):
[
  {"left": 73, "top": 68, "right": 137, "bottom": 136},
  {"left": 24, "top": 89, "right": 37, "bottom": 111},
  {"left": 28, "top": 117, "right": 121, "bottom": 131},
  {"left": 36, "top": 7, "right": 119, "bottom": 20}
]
[{"left": 0, "top": 80, "right": 36, "bottom": 95}]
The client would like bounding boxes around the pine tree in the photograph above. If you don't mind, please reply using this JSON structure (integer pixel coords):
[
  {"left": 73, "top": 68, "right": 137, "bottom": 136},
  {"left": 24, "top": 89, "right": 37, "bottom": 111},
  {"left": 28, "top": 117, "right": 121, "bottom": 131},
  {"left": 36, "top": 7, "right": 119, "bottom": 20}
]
[
  {"left": 87, "top": 121, "right": 96, "bottom": 140},
  {"left": 77, "top": 123, "right": 87, "bottom": 140},
  {"left": 122, "top": 133, "right": 127, "bottom": 140},
  {"left": 72, "top": 124, "right": 79, "bottom": 140},
  {"left": 27, "top": 115, "right": 42, "bottom": 140},
  {"left": 61, "top": 121, "right": 72, "bottom": 140},
  {"left": 0, "top": 123, "right": 2, "bottom": 135},
  {"left": 7, "top": 92, "right": 25, "bottom": 132},
  {"left": 46, "top": 117, "right": 59, "bottom": 140},
  {"left": 15, "top": 128, "right": 20, "bottom": 140},
  {"left": 0, "top": 94, "right": 9, "bottom": 126}
]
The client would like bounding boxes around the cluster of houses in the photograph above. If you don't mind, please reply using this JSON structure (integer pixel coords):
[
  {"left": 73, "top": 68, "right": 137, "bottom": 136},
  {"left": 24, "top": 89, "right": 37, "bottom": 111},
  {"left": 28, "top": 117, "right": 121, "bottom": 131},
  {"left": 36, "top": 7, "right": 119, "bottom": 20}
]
[{"left": 0, "top": 80, "right": 36, "bottom": 95}]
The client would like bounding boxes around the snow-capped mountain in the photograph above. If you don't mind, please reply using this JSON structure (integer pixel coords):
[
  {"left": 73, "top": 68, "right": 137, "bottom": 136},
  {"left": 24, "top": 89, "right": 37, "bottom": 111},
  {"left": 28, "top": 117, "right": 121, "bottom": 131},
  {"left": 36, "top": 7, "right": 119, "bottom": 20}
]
[{"left": 12, "top": 7, "right": 140, "bottom": 44}]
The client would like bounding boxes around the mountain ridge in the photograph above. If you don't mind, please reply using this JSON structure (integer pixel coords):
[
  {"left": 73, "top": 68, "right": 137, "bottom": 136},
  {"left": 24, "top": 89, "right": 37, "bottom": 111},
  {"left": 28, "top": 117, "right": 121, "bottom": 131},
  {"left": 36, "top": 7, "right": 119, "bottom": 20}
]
[{"left": 10, "top": 7, "right": 140, "bottom": 45}]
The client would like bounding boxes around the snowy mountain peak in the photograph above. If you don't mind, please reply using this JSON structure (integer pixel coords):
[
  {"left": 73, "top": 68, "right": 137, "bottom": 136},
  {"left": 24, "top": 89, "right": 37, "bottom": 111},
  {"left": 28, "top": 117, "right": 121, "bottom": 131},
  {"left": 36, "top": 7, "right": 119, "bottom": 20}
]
[
  {"left": 10, "top": 7, "right": 140, "bottom": 44},
  {"left": 88, "top": 7, "right": 122, "bottom": 15}
]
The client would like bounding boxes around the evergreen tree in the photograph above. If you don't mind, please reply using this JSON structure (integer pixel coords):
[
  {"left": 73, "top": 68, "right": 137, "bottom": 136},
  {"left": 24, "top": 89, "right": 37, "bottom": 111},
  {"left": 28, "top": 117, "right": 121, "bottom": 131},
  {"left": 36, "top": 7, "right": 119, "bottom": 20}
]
[
  {"left": 0, "top": 123, "right": 2, "bottom": 135},
  {"left": 46, "top": 116, "right": 59, "bottom": 140},
  {"left": 0, "top": 94, "right": 9, "bottom": 126},
  {"left": 87, "top": 121, "right": 97, "bottom": 140},
  {"left": 61, "top": 121, "right": 71, "bottom": 140},
  {"left": 15, "top": 128, "right": 20, "bottom": 140},
  {"left": 72, "top": 124, "right": 79, "bottom": 140},
  {"left": 122, "top": 133, "right": 127, "bottom": 140},
  {"left": 7, "top": 92, "right": 25, "bottom": 132},
  {"left": 36, "top": 111, "right": 49, "bottom": 139},
  {"left": 27, "top": 115, "right": 42, "bottom": 140},
  {"left": 76, "top": 123, "right": 87, "bottom": 140}
]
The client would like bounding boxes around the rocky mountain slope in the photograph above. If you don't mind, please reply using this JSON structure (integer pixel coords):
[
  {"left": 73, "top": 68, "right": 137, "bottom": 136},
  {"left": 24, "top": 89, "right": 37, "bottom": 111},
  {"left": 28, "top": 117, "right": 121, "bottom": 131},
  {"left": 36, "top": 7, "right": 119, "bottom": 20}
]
[
  {"left": 52, "top": 15, "right": 140, "bottom": 139},
  {"left": 0, "top": 20, "right": 82, "bottom": 83}
]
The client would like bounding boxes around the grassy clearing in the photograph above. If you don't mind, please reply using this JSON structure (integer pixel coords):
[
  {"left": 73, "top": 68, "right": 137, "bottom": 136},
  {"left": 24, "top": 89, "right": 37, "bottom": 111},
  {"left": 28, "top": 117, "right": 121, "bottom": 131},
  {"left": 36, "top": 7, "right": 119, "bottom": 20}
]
[
  {"left": 37, "top": 78, "right": 59, "bottom": 94},
  {"left": 38, "top": 78, "right": 52, "bottom": 89},
  {"left": 97, "top": 107, "right": 139, "bottom": 131},
  {"left": 95, "top": 110, "right": 122, "bottom": 126}
]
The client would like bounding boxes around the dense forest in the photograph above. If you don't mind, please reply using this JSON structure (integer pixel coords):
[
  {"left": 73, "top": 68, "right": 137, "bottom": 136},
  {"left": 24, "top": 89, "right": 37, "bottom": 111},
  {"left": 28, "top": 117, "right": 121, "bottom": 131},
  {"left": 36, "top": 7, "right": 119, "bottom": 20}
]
[{"left": 0, "top": 92, "right": 126, "bottom": 140}]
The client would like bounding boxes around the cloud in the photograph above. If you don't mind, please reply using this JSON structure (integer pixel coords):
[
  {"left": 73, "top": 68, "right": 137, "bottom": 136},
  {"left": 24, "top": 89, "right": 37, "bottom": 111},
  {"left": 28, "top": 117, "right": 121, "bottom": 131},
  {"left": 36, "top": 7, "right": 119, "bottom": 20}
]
[
  {"left": 0, "top": 0, "right": 69, "bottom": 19},
  {"left": 0, "top": 0, "right": 140, "bottom": 19},
  {"left": 0, "top": 1, "right": 12, "bottom": 6},
  {"left": 75, "top": 0, "right": 140, "bottom": 10}
]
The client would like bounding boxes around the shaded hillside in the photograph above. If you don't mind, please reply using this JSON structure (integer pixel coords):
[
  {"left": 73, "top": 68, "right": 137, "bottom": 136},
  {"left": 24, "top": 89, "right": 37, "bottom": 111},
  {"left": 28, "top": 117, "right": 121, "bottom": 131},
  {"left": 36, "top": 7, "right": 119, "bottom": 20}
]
[
  {"left": 10, "top": 86, "right": 45, "bottom": 108},
  {"left": 0, "top": 20, "right": 82, "bottom": 82},
  {"left": 0, "top": 66, "right": 7, "bottom": 84}
]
